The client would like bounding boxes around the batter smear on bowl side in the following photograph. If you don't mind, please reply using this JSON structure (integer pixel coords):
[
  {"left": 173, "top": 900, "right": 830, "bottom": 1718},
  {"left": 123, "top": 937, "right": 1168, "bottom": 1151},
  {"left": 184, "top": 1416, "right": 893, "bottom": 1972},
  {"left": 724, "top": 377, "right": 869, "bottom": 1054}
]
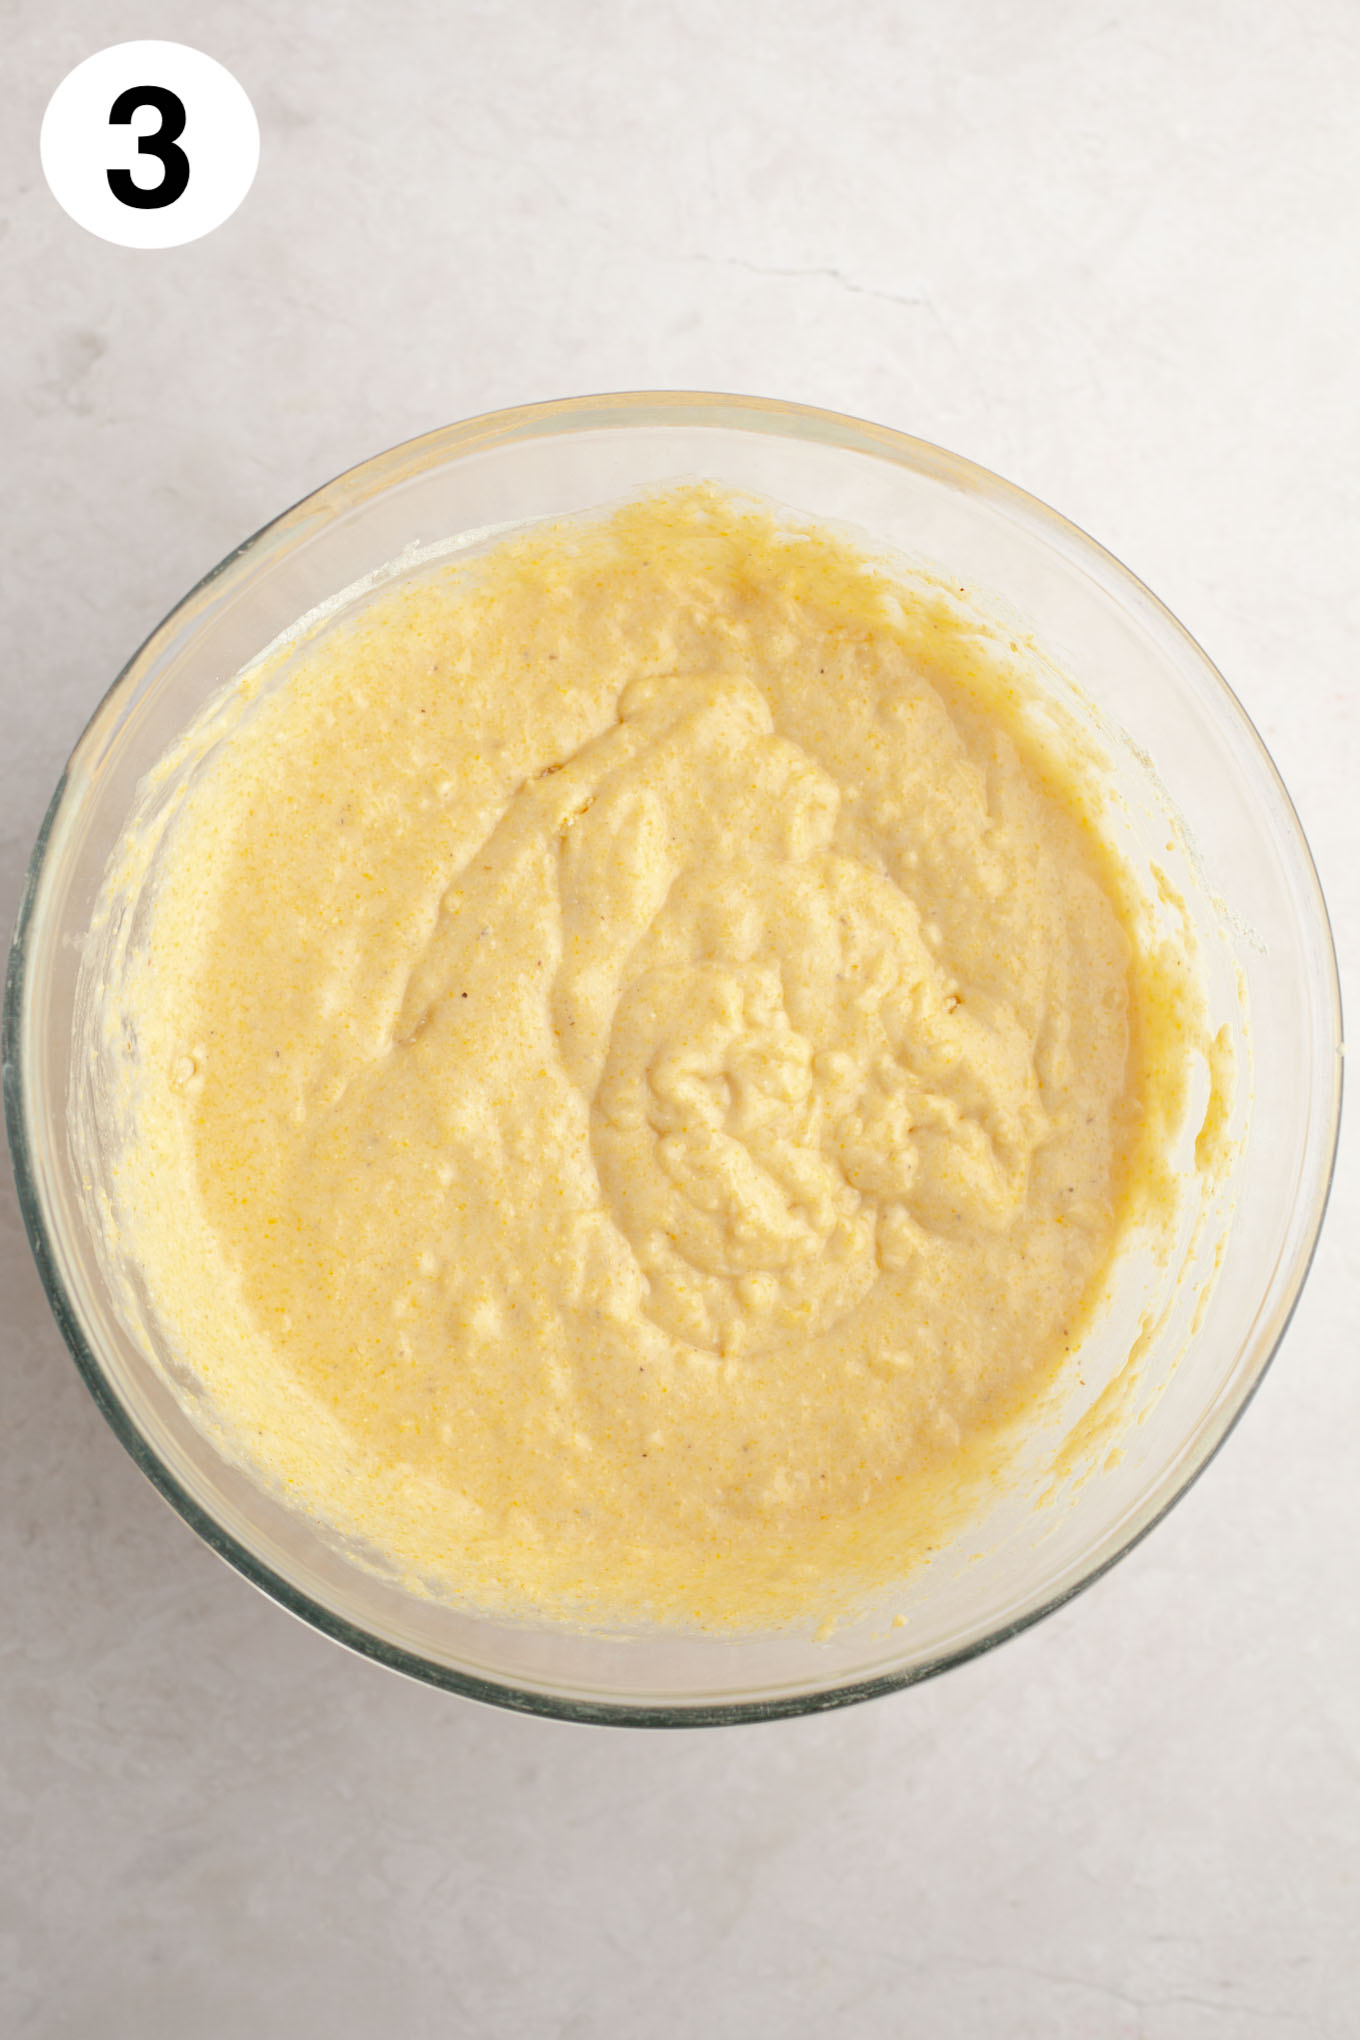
[{"left": 96, "top": 485, "right": 1190, "bottom": 1630}]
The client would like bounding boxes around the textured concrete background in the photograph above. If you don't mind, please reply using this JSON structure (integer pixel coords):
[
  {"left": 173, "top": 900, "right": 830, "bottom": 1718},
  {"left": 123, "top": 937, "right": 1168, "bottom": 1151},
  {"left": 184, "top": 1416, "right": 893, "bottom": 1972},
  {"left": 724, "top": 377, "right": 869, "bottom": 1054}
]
[{"left": 3, "top": 4, "right": 1357, "bottom": 2034}]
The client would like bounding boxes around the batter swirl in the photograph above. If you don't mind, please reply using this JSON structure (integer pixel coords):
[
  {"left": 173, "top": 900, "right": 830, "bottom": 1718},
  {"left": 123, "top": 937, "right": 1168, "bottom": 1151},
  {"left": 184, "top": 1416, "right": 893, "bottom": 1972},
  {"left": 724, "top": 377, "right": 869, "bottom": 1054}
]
[{"left": 100, "top": 485, "right": 1170, "bottom": 1630}]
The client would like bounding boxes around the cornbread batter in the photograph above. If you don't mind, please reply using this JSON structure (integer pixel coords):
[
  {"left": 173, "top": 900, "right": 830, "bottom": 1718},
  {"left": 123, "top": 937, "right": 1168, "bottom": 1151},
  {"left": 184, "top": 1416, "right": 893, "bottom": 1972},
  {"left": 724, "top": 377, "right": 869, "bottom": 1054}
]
[{"left": 101, "top": 486, "right": 1184, "bottom": 1629}]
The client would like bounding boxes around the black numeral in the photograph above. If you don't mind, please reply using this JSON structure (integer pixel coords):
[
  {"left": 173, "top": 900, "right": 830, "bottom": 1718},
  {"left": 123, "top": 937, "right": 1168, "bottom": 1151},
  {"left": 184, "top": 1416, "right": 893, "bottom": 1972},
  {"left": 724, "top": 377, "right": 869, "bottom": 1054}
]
[{"left": 107, "top": 86, "right": 190, "bottom": 210}]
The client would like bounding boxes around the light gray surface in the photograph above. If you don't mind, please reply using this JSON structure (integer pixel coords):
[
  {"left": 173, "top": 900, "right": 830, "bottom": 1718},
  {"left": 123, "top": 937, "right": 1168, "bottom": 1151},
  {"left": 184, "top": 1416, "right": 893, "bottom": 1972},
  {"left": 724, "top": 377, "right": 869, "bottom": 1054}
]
[{"left": 3, "top": 4, "right": 1357, "bottom": 2035}]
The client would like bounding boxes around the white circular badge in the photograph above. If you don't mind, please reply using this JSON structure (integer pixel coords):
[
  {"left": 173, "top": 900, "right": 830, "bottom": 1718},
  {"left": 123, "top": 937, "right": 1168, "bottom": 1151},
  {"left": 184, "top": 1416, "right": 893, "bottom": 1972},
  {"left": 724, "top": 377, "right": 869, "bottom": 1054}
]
[{"left": 40, "top": 42, "right": 258, "bottom": 249}]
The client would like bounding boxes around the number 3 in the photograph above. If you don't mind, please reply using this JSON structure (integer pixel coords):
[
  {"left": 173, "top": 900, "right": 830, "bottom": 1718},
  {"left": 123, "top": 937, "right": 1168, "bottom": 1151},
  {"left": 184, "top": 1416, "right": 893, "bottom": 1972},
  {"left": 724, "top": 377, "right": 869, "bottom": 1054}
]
[{"left": 107, "top": 85, "right": 190, "bottom": 209}]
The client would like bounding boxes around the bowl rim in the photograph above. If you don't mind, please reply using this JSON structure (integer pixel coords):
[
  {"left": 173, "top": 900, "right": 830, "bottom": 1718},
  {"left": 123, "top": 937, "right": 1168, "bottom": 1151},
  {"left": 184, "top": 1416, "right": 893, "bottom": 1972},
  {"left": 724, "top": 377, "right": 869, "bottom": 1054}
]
[{"left": 3, "top": 388, "right": 1344, "bottom": 1726}]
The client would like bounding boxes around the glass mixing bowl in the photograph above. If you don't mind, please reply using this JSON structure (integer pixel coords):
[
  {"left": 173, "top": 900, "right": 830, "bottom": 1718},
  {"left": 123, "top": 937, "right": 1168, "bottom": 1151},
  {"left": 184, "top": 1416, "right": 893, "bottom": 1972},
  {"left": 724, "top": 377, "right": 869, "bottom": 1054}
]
[{"left": 4, "top": 393, "right": 1341, "bottom": 1724}]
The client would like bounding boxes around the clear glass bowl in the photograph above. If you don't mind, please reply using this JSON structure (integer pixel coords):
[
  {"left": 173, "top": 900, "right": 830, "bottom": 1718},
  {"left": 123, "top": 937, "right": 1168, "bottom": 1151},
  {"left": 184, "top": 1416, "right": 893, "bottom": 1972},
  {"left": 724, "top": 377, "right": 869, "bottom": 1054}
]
[{"left": 4, "top": 393, "right": 1341, "bottom": 1725}]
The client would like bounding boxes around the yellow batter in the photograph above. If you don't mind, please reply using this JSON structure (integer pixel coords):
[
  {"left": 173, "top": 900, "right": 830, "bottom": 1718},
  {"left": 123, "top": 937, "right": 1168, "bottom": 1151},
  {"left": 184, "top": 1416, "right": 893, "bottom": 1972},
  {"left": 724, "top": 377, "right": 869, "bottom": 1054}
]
[{"left": 102, "top": 485, "right": 1185, "bottom": 1630}]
